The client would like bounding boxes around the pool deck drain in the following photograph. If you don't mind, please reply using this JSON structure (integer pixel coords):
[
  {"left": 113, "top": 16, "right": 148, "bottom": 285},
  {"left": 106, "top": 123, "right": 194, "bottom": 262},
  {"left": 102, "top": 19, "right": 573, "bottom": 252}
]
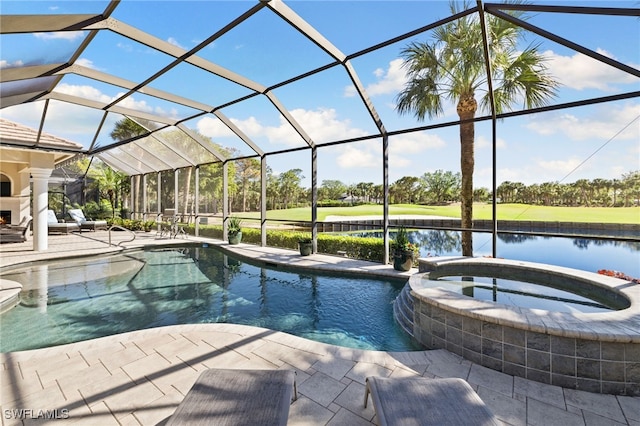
[{"left": 1, "top": 231, "right": 639, "bottom": 425}]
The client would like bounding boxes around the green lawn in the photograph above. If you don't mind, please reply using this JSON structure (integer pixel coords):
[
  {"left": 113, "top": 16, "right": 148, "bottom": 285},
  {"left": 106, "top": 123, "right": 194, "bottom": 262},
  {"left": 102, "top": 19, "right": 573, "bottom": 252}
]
[{"left": 240, "top": 203, "right": 639, "bottom": 224}]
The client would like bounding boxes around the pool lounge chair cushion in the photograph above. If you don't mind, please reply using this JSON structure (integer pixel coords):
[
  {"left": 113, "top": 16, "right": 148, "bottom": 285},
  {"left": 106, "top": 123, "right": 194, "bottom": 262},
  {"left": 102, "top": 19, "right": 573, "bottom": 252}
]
[
  {"left": 364, "top": 376, "right": 500, "bottom": 426},
  {"left": 167, "top": 369, "right": 297, "bottom": 426},
  {"left": 47, "top": 210, "right": 80, "bottom": 234},
  {"left": 68, "top": 209, "right": 108, "bottom": 231}
]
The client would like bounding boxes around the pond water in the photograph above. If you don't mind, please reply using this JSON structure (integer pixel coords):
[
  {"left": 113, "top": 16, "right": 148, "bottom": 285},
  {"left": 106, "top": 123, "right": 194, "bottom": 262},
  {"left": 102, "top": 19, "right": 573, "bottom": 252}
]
[{"left": 351, "top": 230, "right": 640, "bottom": 278}]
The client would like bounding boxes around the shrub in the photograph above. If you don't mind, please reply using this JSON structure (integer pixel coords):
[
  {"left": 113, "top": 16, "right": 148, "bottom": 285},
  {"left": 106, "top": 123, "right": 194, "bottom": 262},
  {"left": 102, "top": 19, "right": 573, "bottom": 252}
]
[{"left": 227, "top": 216, "right": 242, "bottom": 235}]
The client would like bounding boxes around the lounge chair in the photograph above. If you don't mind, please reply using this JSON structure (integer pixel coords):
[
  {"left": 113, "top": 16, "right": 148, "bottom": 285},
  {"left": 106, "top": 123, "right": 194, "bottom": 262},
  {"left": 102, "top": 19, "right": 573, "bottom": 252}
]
[
  {"left": 47, "top": 210, "right": 80, "bottom": 234},
  {"left": 364, "top": 376, "right": 499, "bottom": 426},
  {"left": 68, "top": 209, "right": 108, "bottom": 231},
  {"left": 5, "top": 215, "right": 32, "bottom": 230},
  {"left": 167, "top": 369, "right": 297, "bottom": 426},
  {"left": 0, "top": 217, "right": 32, "bottom": 243}
]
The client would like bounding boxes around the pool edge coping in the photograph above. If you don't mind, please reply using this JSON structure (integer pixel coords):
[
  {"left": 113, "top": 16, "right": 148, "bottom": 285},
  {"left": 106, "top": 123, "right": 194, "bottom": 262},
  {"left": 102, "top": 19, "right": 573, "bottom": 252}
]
[{"left": 409, "top": 256, "right": 640, "bottom": 343}]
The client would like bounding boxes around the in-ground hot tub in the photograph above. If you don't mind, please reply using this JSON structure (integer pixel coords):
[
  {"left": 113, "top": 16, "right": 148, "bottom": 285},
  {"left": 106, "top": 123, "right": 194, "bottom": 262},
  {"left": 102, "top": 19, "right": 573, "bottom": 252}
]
[{"left": 393, "top": 257, "right": 640, "bottom": 395}]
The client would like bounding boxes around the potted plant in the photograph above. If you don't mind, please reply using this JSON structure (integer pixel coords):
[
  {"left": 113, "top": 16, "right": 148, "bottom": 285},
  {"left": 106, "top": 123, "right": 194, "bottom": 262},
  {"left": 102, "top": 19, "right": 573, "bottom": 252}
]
[
  {"left": 227, "top": 216, "right": 243, "bottom": 245},
  {"left": 391, "top": 226, "right": 418, "bottom": 271},
  {"left": 298, "top": 234, "right": 313, "bottom": 256}
]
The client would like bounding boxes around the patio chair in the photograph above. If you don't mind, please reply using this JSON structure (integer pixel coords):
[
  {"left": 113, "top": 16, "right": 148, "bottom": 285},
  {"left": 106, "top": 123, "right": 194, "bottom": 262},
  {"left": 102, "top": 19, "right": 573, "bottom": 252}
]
[
  {"left": 68, "top": 209, "right": 108, "bottom": 231},
  {"left": 5, "top": 215, "right": 32, "bottom": 230},
  {"left": 364, "top": 376, "right": 499, "bottom": 426},
  {"left": 0, "top": 217, "right": 32, "bottom": 243},
  {"left": 167, "top": 369, "right": 297, "bottom": 426},
  {"left": 47, "top": 210, "right": 80, "bottom": 234}
]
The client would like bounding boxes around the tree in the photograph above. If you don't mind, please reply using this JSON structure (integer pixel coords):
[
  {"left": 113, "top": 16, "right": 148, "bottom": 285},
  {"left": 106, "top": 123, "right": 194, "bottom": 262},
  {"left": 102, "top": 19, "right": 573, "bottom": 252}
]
[
  {"left": 320, "top": 180, "right": 347, "bottom": 201},
  {"left": 390, "top": 176, "right": 420, "bottom": 204},
  {"left": 89, "top": 162, "right": 128, "bottom": 218},
  {"left": 266, "top": 167, "right": 280, "bottom": 210},
  {"left": 110, "top": 118, "right": 147, "bottom": 141},
  {"left": 621, "top": 171, "right": 640, "bottom": 207},
  {"left": 473, "top": 187, "right": 490, "bottom": 203},
  {"left": 396, "top": 1, "right": 558, "bottom": 255},
  {"left": 235, "top": 158, "right": 261, "bottom": 212},
  {"left": 278, "top": 169, "right": 304, "bottom": 209},
  {"left": 421, "top": 170, "right": 460, "bottom": 204},
  {"left": 110, "top": 118, "right": 147, "bottom": 216}
]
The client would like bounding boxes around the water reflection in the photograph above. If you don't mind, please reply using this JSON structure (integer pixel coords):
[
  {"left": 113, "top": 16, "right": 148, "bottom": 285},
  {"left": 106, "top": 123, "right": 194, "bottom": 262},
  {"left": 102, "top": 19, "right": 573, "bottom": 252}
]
[{"left": 350, "top": 229, "right": 640, "bottom": 277}]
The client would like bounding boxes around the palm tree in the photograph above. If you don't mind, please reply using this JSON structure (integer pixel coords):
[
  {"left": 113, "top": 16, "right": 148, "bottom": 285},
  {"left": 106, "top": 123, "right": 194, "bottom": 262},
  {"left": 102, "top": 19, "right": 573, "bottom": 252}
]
[
  {"left": 110, "top": 118, "right": 147, "bottom": 216},
  {"left": 396, "top": 1, "right": 558, "bottom": 255},
  {"left": 89, "top": 163, "right": 127, "bottom": 218}
]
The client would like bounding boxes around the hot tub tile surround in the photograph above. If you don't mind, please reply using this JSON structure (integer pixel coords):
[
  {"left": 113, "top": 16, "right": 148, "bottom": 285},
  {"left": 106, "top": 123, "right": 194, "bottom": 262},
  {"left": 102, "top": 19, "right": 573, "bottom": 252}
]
[{"left": 400, "top": 257, "right": 640, "bottom": 396}]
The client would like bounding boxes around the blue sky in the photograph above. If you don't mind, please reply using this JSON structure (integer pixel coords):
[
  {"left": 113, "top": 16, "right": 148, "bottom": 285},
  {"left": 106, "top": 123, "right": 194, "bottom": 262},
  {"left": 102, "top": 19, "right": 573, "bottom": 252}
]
[{"left": 1, "top": 1, "right": 639, "bottom": 189}]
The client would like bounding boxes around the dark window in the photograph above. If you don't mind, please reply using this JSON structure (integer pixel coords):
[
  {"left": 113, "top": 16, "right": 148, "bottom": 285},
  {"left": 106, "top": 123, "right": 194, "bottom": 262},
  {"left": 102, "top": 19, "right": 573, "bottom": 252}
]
[{"left": 0, "top": 181, "right": 10, "bottom": 197}]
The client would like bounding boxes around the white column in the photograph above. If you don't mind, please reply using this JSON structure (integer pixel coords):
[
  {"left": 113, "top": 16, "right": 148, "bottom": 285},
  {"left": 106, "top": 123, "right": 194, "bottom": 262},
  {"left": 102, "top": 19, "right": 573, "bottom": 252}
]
[{"left": 30, "top": 167, "right": 52, "bottom": 251}]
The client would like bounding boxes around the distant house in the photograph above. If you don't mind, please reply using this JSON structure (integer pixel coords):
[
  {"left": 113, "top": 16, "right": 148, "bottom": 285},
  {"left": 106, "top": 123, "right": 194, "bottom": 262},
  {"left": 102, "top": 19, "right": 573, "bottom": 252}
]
[{"left": 338, "top": 194, "right": 362, "bottom": 204}]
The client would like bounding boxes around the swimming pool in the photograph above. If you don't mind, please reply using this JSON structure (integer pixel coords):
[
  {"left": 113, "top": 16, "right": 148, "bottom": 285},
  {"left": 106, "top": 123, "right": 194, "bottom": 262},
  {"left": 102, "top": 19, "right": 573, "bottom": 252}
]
[{"left": 0, "top": 245, "right": 422, "bottom": 352}]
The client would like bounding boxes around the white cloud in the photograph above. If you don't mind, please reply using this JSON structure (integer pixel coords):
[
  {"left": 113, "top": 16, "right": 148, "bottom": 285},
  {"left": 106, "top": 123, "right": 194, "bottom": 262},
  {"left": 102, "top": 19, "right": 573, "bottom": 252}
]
[
  {"left": 536, "top": 157, "right": 583, "bottom": 176},
  {"left": 54, "top": 83, "right": 112, "bottom": 104},
  {"left": 526, "top": 103, "right": 640, "bottom": 141},
  {"left": 366, "top": 58, "right": 407, "bottom": 96},
  {"left": 167, "top": 37, "right": 186, "bottom": 50},
  {"left": 264, "top": 116, "right": 301, "bottom": 144},
  {"left": 545, "top": 48, "right": 639, "bottom": 91},
  {"left": 198, "top": 108, "right": 370, "bottom": 148},
  {"left": 343, "top": 85, "right": 358, "bottom": 98},
  {"left": 112, "top": 92, "right": 148, "bottom": 111},
  {"left": 33, "top": 31, "right": 85, "bottom": 41},
  {"left": 53, "top": 84, "right": 180, "bottom": 119},
  {"left": 115, "top": 93, "right": 178, "bottom": 118},
  {"left": 290, "top": 108, "right": 368, "bottom": 144},
  {"left": 390, "top": 132, "right": 446, "bottom": 153},
  {"left": 476, "top": 135, "right": 506, "bottom": 149},
  {"left": 117, "top": 42, "right": 133, "bottom": 53},
  {"left": 75, "top": 58, "right": 98, "bottom": 70},
  {"left": 345, "top": 58, "right": 408, "bottom": 99},
  {"left": 208, "top": 108, "right": 369, "bottom": 146},
  {"left": 323, "top": 130, "right": 446, "bottom": 174},
  {"left": 0, "top": 59, "right": 24, "bottom": 69},
  {"left": 335, "top": 143, "right": 380, "bottom": 169},
  {"left": 197, "top": 117, "right": 236, "bottom": 138},
  {"left": 230, "top": 116, "right": 266, "bottom": 136}
]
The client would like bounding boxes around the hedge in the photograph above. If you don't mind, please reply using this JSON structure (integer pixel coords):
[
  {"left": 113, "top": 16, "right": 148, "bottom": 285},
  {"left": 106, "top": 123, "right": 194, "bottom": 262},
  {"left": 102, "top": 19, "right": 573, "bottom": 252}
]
[
  {"left": 187, "top": 224, "right": 386, "bottom": 263},
  {"left": 111, "top": 220, "right": 388, "bottom": 264}
]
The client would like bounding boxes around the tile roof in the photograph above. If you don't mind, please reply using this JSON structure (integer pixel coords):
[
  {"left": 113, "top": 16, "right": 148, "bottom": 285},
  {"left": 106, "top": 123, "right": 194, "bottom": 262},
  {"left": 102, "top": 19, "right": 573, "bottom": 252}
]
[{"left": 0, "top": 118, "right": 83, "bottom": 151}]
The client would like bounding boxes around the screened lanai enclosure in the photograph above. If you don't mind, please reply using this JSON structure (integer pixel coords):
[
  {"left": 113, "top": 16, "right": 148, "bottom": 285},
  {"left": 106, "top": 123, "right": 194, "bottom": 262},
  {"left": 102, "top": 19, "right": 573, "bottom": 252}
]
[{"left": 1, "top": 1, "right": 638, "bottom": 259}]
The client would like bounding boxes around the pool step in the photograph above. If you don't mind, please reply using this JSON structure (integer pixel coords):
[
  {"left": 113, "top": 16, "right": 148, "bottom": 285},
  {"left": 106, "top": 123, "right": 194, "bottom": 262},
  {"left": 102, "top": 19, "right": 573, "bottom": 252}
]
[
  {"left": 393, "top": 283, "right": 414, "bottom": 337},
  {"left": 0, "top": 279, "right": 22, "bottom": 315}
]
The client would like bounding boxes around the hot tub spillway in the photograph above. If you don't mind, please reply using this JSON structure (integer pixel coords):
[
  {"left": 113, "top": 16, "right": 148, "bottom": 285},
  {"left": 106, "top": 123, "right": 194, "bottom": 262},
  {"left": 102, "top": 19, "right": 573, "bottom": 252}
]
[{"left": 393, "top": 284, "right": 414, "bottom": 337}]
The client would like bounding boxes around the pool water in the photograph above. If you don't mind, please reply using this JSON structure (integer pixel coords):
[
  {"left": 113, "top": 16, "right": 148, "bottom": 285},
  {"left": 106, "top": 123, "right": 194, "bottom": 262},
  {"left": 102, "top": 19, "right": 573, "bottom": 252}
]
[
  {"left": 427, "top": 275, "right": 617, "bottom": 313},
  {"left": 0, "top": 245, "right": 421, "bottom": 352}
]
